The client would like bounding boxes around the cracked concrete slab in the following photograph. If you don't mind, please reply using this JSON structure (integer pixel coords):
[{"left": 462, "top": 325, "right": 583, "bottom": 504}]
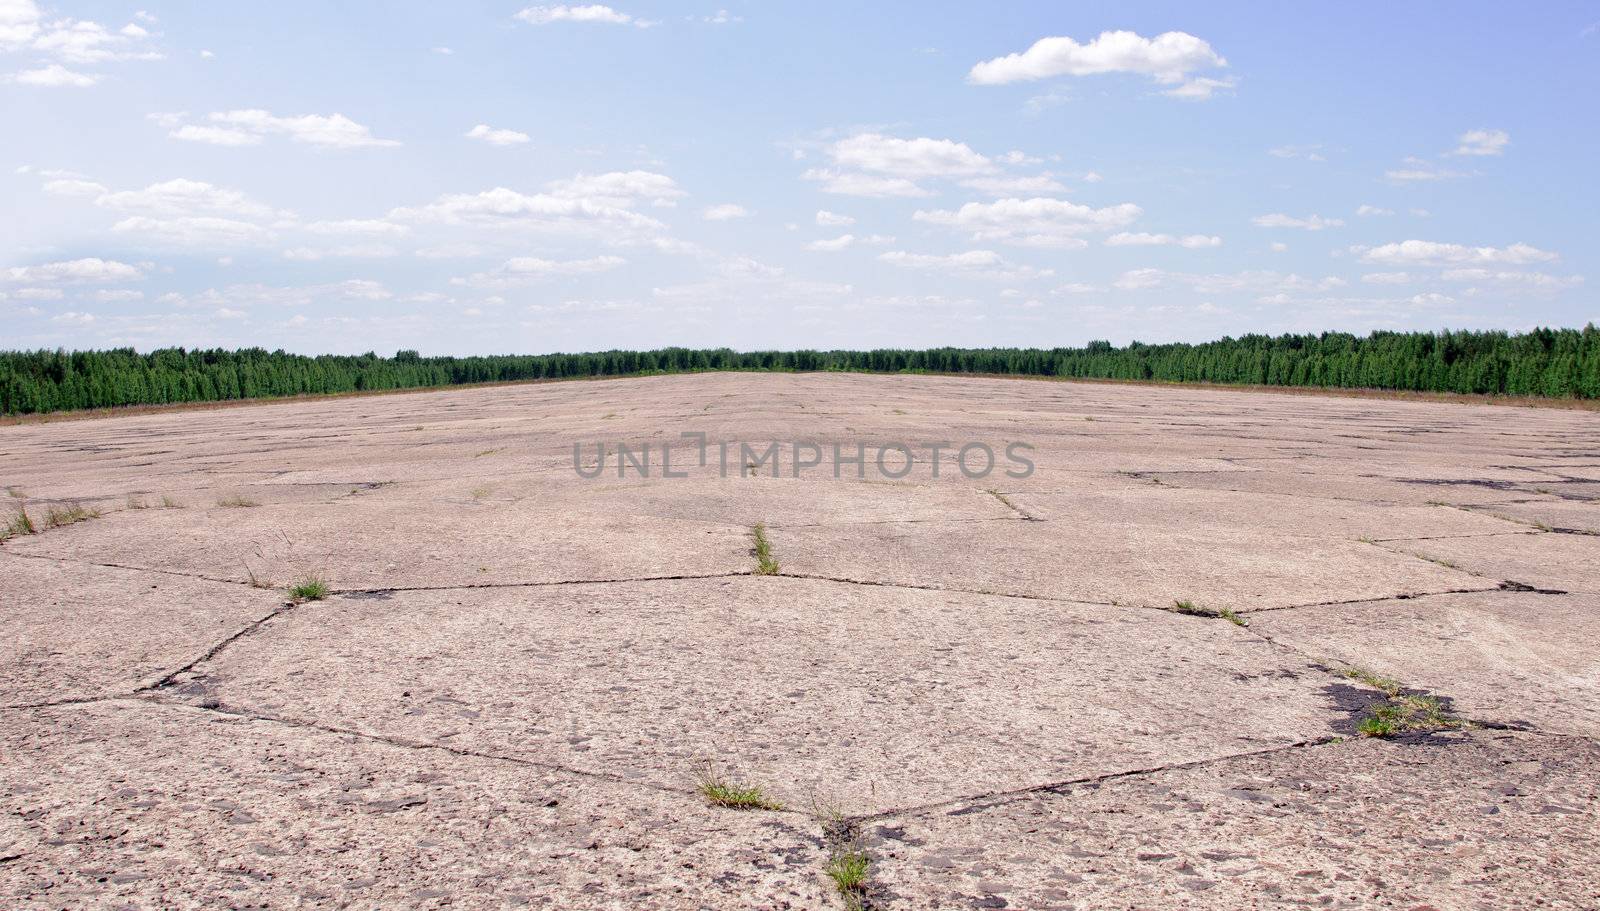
[
  {"left": 1378, "top": 531, "right": 1600, "bottom": 595},
  {"left": 4, "top": 497, "right": 753, "bottom": 589},
  {"left": 0, "top": 699, "right": 828, "bottom": 910},
  {"left": 1252, "top": 590, "right": 1600, "bottom": 736},
  {"left": 864, "top": 730, "right": 1600, "bottom": 910},
  {"left": 0, "top": 553, "right": 286, "bottom": 708},
  {"left": 770, "top": 518, "right": 1487, "bottom": 609},
  {"left": 161, "top": 577, "right": 1347, "bottom": 815}
]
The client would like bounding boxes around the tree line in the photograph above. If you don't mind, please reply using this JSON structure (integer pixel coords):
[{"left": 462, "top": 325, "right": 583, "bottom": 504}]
[{"left": 3, "top": 326, "right": 1598, "bottom": 415}]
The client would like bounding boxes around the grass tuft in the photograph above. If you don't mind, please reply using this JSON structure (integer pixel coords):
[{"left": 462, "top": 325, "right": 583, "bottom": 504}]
[
  {"left": 288, "top": 575, "right": 330, "bottom": 601},
  {"left": 1169, "top": 600, "right": 1248, "bottom": 626},
  {"left": 826, "top": 847, "right": 870, "bottom": 910},
  {"left": 751, "top": 523, "right": 779, "bottom": 575},
  {"left": 126, "top": 495, "right": 149, "bottom": 509},
  {"left": 3, "top": 507, "right": 37, "bottom": 540},
  {"left": 159, "top": 495, "right": 184, "bottom": 508},
  {"left": 216, "top": 494, "right": 260, "bottom": 508},
  {"left": 695, "top": 764, "right": 784, "bottom": 811},
  {"left": 1343, "top": 666, "right": 1463, "bottom": 737},
  {"left": 45, "top": 502, "right": 100, "bottom": 528}
]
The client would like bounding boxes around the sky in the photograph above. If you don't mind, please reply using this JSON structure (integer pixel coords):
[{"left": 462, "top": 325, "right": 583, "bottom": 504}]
[{"left": 2, "top": 1, "right": 1597, "bottom": 355}]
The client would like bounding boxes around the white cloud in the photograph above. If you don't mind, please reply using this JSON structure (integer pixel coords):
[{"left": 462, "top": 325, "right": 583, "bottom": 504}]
[
  {"left": 1361, "top": 272, "right": 1414, "bottom": 284},
  {"left": 1163, "top": 76, "right": 1236, "bottom": 100},
  {"left": 25, "top": 16, "right": 161, "bottom": 65},
  {"left": 390, "top": 171, "right": 687, "bottom": 250},
  {"left": 12, "top": 287, "right": 63, "bottom": 300},
  {"left": 466, "top": 123, "right": 531, "bottom": 146},
  {"left": 1114, "top": 268, "right": 1347, "bottom": 295},
  {"left": 0, "top": 0, "right": 41, "bottom": 47},
  {"left": 8, "top": 63, "right": 98, "bottom": 86},
  {"left": 170, "top": 124, "right": 262, "bottom": 146},
  {"left": 878, "top": 249, "right": 1053, "bottom": 281},
  {"left": 1439, "top": 268, "right": 1583, "bottom": 290},
  {"left": 801, "top": 168, "right": 929, "bottom": 198},
  {"left": 96, "top": 178, "right": 278, "bottom": 218},
  {"left": 815, "top": 210, "right": 854, "bottom": 226},
  {"left": 183, "top": 110, "right": 400, "bottom": 149},
  {"left": 281, "top": 244, "right": 397, "bottom": 261},
  {"left": 914, "top": 197, "right": 1141, "bottom": 248},
  {"left": 1385, "top": 157, "right": 1465, "bottom": 182},
  {"left": 42, "top": 177, "right": 107, "bottom": 196},
  {"left": 702, "top": 203, "right": 750, "bottom": 221},
  {"left": 1269, "top": 242, "right": 1288, "bottom": 253},
  {"left": 829, "top": 132, "right": 995, "bottom": 178},
  {"left": 1269, "top": 145, "right": 1326, "bottom": 162},
  {"left": 455, "top": 254, "right": 626, "bottom": 288},
  {"left": 1357, "top": 240, "right": 1558, "bottom": 267},
  {"left": 1252, "top": 213, "right": 1344, "bottom": 230},
  {"left": 1105, "top": 231, "right": 1222, "bottom": 248},
  {"left": 514, "top": 5, "right": 653, "bottom": 27},
  {"left": 4, "top": 257, "right": 142, "bottom": 284},
  {"left": 1356, "top": 204, "right": 1394, "bottom": 217},
  {"left": 545, "top": 170, "right": 686, "bottom": 207},
  {"left": 111, "top": 215, "right": 271, "bottom": 247},
  {"left": 969, "top": 30, "right": 1226, "bottom": 88},
  {"left": 959, "top": 174, "right": 1068, "bottom": 195},
  {"left": 51, "top": 310, "right": 95, "bottom": 325},
  {"left": 806, "top": 234, "right": 857, "bottom": 252},
  {"left": 1452, "top": 129, "right": 1509, "bottom": 157}
]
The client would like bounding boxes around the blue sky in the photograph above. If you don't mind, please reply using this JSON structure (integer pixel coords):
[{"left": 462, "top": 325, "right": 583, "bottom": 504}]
[{"left": 3, "top": 1, "right": 1596, "bottom": 354}]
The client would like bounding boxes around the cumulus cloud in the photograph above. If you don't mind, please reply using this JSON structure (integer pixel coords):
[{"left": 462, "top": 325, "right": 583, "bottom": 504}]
[
  {"left": 1356, "top": 240, "right": 1557, "bottom": 267},
  {"left": 701, "top": 203, "right": 750, "bottom": 221},
  {"left": 466, "top": 123, "right": 531, "bottom": 146},
  {"left": 8, "top": 62, "right": 97, "bottom": 86},
  {"left": 801, "top": 168, "right": 930, "bottom": 198},
  {"left": 514, "top": 5, "right": 653, "bottom": 27},
  {"left": 545, "top": 170, "right": 686, "bottom": 207},
  {"left": 95, "top": 178, "right": 278, "bottom": 218},
  {"left": 389, "top": 172, "right": 685, "bottom": 247},
  {"left": 1105, "top": 232, "right": 1222, "bottom": 248},
  {"left": 830, "top": 133, "right": 995, "bottom": 178},
  {"left": 166, "top": 110, "right": 400, "bottom": 148},
  {"left": 968, "top": 30, "right": 1227, "bottom": 99},
  {"left": 1252, "top": 213, "right": 1344, "bottom": 230},
  {"left": 913, "top": 197, "right": 1141, "bottom": 248},
  {"left": 111, "top": 215, "right": 271, "bottom": 247},
  {"left": 1356, "top": 204, "right": 1394, "bottom": 217},
  {"left": 1452, "top": 129, "right": 1509, "bottom": 157},
  {"left": 878, "top": 249, "right": 1053, "bottom": 281},
  {"left": 804, "top": 233, "right": 893, "bottom": 252},
  {"left": 4, "top": 257, "right": 142, "bottom": 284},
  {"left": 815, "top": 210, "right": 854, "bottom": 226}
]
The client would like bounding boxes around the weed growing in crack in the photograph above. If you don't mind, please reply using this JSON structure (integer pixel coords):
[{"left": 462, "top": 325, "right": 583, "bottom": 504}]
[
  {"left": 216, "top": 495, "right": 260, "bottom": 508},
  {"left": 3, "top": 507, "right": 36, "bottom": 540},
  {"left": 695, "top": 764, "right": 784, "bottom": 811},
  {"left": 1342, "top": 666, "right": 1463, "bottom": 737},
  {"left": 126, "top": 495, "right": 149, "bottom": 509},
  {"left": 288, "top": 575, "right": 330, "bottom": 601},
  {"left": 45, "top": 503, "right": 100, "bottom": 528},
  {"left": 751, "top": 523, "right": 779, "bottom": 575},
  {"left": 816, "top": 805, "right": 870, "bottom": 911},
  {"left": 1169, "top": 600, "right": 1248, "bottom": 626},
  {"left": 159, "top": 496, "right": 184, "bottom": 508}
]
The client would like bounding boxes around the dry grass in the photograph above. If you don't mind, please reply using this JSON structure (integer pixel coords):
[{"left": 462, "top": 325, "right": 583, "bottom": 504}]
[
  {"left": 216, "top": 494, "right": 261, "bottom": 508},
  {"left": 45, "top": 502, "right": 100, "bottom": 528}
]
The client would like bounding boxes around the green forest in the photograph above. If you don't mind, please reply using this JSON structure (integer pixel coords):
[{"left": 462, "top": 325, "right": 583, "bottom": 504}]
[{"left": 3, "top": 326, "right": 1598, "bottom": 415}]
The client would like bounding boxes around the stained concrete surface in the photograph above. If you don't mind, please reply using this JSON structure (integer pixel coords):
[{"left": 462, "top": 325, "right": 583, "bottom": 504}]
[{"left": 2, "top": 372, "right": 1599, "bottom": 909}]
